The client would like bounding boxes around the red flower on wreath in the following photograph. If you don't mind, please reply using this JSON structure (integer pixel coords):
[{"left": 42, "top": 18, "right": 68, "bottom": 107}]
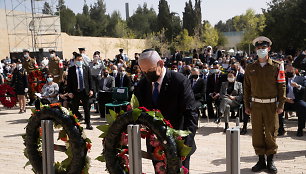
[
  {"left": 118, "top": 148, "right": 128, "bottom": 157},
  {"left": 0, "top": 84, "right": 17, "bottom": 108},
  {"left": 50, "top": 103, "right": 61, "bottom": 108},
  {"left": 153, "top": 146, "right": 166, "bottom": 161},
  {"left": 120, "top": 132, "right": 128, "bottom": 146},
  {"left": 155, "top": 162, "right": 166, "bottom": 174},
  {"left": 139, "top": 107, "right": 150, "bottom": 112},
  {"left": 163, "top": 119, "right": 173, "bottom": 128}
]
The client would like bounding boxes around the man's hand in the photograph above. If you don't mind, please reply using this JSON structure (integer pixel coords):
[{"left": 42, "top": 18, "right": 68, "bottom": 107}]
[
  {"left": 286, "top": 98, "right": 294, "bottom": 104},
  {"left": 245, "top": 107, "right": 251, "bottom": 115},
  {"left": 291, "top": 82, "right": 300, "bottom": 88},
  {"left": 276, "top": 108, "right": 283, "bottom": 114},
  {"left": 89, "top": 90, "right": 93, "bottom": 97},
  {"left": 68, "top": 93, "right": 74, "bottom": 98},
  {"left": 229, "top": 95, "right": 236, "bottom": 100}
]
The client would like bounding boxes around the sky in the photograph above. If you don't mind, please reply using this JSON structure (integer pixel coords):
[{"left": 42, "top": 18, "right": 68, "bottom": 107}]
[
  {"left": 65, "top": 0, "right": 271, "bottom": 25},
  {"left": 0, "top": 0, "right": 271, "bottom": 25}
]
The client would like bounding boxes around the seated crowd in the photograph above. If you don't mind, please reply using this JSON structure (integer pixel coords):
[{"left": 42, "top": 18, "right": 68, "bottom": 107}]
[{"left": 1, "top": 47, "right": 306, "bottom": 135}]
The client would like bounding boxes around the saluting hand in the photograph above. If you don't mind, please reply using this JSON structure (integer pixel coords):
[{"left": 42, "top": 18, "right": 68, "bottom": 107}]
[{"left": 89, "top": 90, "right": 93, "bottom": 97}]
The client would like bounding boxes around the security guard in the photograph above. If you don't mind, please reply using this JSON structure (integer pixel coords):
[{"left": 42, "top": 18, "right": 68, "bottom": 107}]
[
  {"left": 22, "top": 49, "right": 37, "bottom": 105},
  {"left": 48, "top": 49, "right": 63, "bottom": 83},
  {"left": 244, "top": 36, "right": 286, "bottom": 174}
]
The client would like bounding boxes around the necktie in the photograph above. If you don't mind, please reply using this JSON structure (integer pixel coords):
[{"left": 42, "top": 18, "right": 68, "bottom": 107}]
[
  {"left": 120, "top": 75, "right": 124, "bottom": 87},
  {"left": 152, "top": 82, "right": 159, "bottom": 106},
  {"left": 78, "top": 67, "right": 84, "bottom": 90}
]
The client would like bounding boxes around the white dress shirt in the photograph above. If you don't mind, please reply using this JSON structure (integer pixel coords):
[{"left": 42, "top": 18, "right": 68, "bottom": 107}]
[{"left": 76, "top": 65, "right": 85, "bottom": 90}]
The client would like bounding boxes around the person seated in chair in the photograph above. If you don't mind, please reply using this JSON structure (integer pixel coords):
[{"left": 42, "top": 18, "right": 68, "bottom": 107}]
[
  {"left": 219, "top": 70, "right": 243, "bottom": 132},
  {"left": 35, "top": 74, "right": 59, "bottom": 110},
  {"left": 190, "top": 68, "right": 205, "bottom": 115},
  {"left": 98, "top": 68, "right": 115, "bottom": 118},
  {"left": 278, "top": 65, "right": 306, "bottom": 136}
]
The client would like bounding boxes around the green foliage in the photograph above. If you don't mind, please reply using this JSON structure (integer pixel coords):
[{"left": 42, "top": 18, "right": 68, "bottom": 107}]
[
  {"left": 183, "top": 0, "right": 202, "bottom": 36},
  {"left": 235, "top": 9, "right": 266, "bottom": 50},
  {"left": 157, "top": 0, "right": 172, "bottom": 41},
  {"left": 176, "top": 139, "right": 192, "bottom": 157},
  {"left": 263, "top": 0, "right": 306, "bottom": 50},
  {"left": 60, "top": 6, "right": 76, "bottom": 35},
  {"left": 42, "top": 2, "right": 53, "bottom": 15},
  {"left": 130, "top": 94, "right": 139, "bottom": 109},
  {"left": 145, "top": 29, "right": 170, "bottom": 56},
  {"left": 202, "top": 22, "right": 219, "bottom": 47},
  {"left": 174, "top": 29, "right": 194, "bottom": 51},
  {"left": 132, "top": 108, "right": 142, "bottom": 121},
  {"left": 127, "top": 3, "right": 158, "bottom": 38}
]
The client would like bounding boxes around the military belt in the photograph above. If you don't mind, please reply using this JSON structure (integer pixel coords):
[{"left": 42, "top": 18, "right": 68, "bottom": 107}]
[{"left": 252, "top": 97, "right": 277, "bottom": 103}]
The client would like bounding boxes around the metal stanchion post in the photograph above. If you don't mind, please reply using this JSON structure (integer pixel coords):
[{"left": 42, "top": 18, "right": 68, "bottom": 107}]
[
  {"left": 41, "top": 120, "right": 55, "bottom": 174},
  {"left": 128, "top": 124, "right": 142, "bottom": 174},
  {"left": 226, "top": 118, "right": 240, "bottom": 174}
]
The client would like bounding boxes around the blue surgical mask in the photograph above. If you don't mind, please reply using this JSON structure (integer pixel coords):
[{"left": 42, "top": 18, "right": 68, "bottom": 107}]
[
  {"left": 202, "top": 69, "right": 208, "bottom": 74},
  {"left": 24, "top": 54, "right": 29, "bottom": 58},
  {"left": 75, "top": 61, "right": 83, "bottom": 67},
  {"left": 178, "top": 65, "right": 182, "bottom": 69},
  {"left": 47, "top": 78, "right": 53, "bottom": 83},
  {"left": 257, "top": 48, "right": 269, "bottom": 59}
]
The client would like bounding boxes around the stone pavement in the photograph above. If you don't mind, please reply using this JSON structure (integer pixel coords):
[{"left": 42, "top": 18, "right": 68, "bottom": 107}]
[{"left": 0, "top": 106, "right": 306, "bottom": 174}]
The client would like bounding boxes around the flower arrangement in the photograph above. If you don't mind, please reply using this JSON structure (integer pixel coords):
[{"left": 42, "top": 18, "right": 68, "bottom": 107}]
[
  {"left": 28, "top": 70, "right": 46, "bottom": 92},
  {"left": 0, "top": 84, "right": 17, "bottom": 108},
  {"left": 96, "top": 95, "right": 192, "bottom": 174},
  {"left": 23, "top": 103, "right": 91, "bottom": 174}
]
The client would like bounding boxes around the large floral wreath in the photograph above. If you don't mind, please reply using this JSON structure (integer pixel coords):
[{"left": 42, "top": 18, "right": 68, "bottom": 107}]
[
  {"left": 23, "top": 103, "right": 91, "bottom": 174},
  {"left": 28, "top": 70, "right": 46, "bottom": 92},
  {"left": 0, "top": 84, "right": 17, "bottom": 108},
  {"left": 96, "top": 95, "right": 192, "bottom": 174}
]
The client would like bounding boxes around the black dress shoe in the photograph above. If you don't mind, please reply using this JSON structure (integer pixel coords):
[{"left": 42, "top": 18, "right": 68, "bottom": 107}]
[
  {"left": 240, "top": 127, "right": 247, "bottom": 135},
  {"left": 252, "top": 155, "right": 266, "bottom": 172},
  {"left": 214, "top": 118, "right": 221, "bottom": 124},
  {"left": 296, "top": 130, "right": 303, "bottom": 137},
  {"left": 267, "top": 155, "right": 277, "bottom": 174},
  {"left": 278, "top": 128, "right": 285, "bottom": 136},
  {"left": 86, "top": 125, "right": 93, "bottom": 130}
]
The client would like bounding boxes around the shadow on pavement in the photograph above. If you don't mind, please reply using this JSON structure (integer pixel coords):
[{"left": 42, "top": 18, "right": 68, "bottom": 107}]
[{"left": 6, "top": 118, "right": 28, "bottom": 124}]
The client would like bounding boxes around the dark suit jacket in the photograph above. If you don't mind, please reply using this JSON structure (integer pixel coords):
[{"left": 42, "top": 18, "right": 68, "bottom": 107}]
[
  {"left": 206, "top": 72, "right": 227, "bottom": 95},
  {"left": 115, "top": 74, "right": 132, "bottom": 91},
  {"left": 286, "top": 76, "right": 306, "bottom": 101},
  {"left": 99, "top": 75, "right": 115, "bottom": 92},
  {"left": 236, "top": 72, "right": 244, "bottom": 84},
  {"left": 292, "top": 53, "right": 306, "bottom": 70},
  {"left": 190, "top": 78, "right": 205, "bottom": 103},
  {"left": 220, "top": 81, "right": 243, "bottom": 104},
  {"left": 67, "top": 65, "right": 93, "bottom": 94},
  {"left": 134, "top": 69, "right": 198, "bottom": 148}
]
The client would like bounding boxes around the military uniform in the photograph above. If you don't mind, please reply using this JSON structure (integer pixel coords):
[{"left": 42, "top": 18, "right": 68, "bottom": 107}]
[
  {"left": 244, "top": 58, "right": 286, "bottom": 155},
  {"left": 48, "top": 56, "right": 63, "bottom": 83},
  {"left": 22, "top": 57, "right": 37, "bottom": 102}
]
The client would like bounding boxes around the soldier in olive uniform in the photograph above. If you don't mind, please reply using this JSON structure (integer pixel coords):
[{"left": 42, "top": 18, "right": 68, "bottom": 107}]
[
  {"left": 244, "top": 36, "right": 286, "bottom": 174},
  {"left": 22, "top": 49, "right": 37, "bottom": 105},
  {"left": 48, "top": 49, "right": 63, "bottom": 83}
]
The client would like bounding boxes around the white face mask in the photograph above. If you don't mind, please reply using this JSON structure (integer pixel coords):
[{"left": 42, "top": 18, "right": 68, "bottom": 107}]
[
  {"left": 47, "top": 78, "right": 53, "bottom": 83},
  {"left": 17, "top": 64, "right": 22, "bottom": 70},
  {"left": 112, "top": 70, "right": 118, "bottom": 74},
  {"left": 257, "top": 48, "right": 269, "bottom": 59},
  {"left": 228, "top": 77, "right": 235, "bottom": 82},
  {"left": 50, "top": 54, "right": 55, "bottom": 58}
]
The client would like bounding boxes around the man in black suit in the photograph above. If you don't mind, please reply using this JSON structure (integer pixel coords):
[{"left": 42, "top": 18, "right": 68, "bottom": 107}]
[
  {"left": 98, "top": 68, "right": 115, "bottom": 118},
  {"left": 67, "top": 53, "right": 94, "bottom": 130},
  {"left": 279, "top": 65, "right": 306, "bottom": 136},
  {"left": 134, "top": 49, "right": 198, "bottom": 170},
  {"left": 190, "top": 68, "right": 205, "bottom": 108},
  {"left": 206, "top": 63, "right": 227, "bottom": 121},
  {"left": 115, "top": 66, "right": 132, "bottom": 98}
]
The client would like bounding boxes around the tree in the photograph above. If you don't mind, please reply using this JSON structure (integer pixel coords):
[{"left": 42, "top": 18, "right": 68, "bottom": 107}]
[
  {"left": 263, "top": 0, "right": 306, "bottom": 51},
  {"left": 146, "top": 29, "right": 170, "bottom": 56},
  {"left": 60, "top": 6, "right": 76, "bottom": 35},
  {"left": 127, "top": 3, "right": 158, "bottom": 38},
  {"left": 42, "top": 2, "right": 53, "bottom": 15},
  {"left": 174, "top": 29, "right": 194, "bottom": 51},
  {"left": 234, "top": 9, "right": 266, "bottom": 50},
  {"left": 157, "top": 0, "right": 172, "bottom": 41},
  {"left": 183, "top": 0, "right": 202, "bottom": 36},
  {"left": 57, "top": 0, "right": 65, "bottom": 11},
  {"left": 202, "top": 22, "right": 219, "bottom": 47},
  {"left": 89, "top": 0, "right": 109, "bottom": 36},
  {"left": 106, "top": 11, "right": 128, "bottom": 38}
]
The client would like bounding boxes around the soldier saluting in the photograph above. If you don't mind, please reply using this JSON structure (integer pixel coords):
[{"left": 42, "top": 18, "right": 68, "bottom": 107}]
[{"left": 244, "top": 36, "right": 286, "bottom": 174}]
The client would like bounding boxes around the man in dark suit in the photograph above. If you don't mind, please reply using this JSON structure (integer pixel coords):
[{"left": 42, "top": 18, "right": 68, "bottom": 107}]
[
  {"left": 67, "top": 53, "right": 94, "bottom": 130},
  {"left": 115, "top": 66, "right": 132, "bottom": 98},
  {"left": 98, "top": 68, "right": 115, "bottom": 118},
  {"left": 206, "top": 63, "right": 227, "bottom": 121},
  {"left": 134, "top": 49, "right": 198, "bottom": 170},
  {"left": 279, "top": 65, "right": 306, "bottom": 136},
  {"left": 172, "top": 50, "right": 183, "bottom": 62},
  {"left": 190, "top": 68, "right": 205, "bottom": 108}
]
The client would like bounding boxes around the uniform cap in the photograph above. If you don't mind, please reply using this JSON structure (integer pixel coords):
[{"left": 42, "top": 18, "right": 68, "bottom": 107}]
[
  {"left": 22, "top": 49, "right": 29, "bottom": 53},
  {"left": 252, "top": 36, "right": 272, "bottom": 47},
  {"left": 78, "top": 48, "right": 85, "bottom": 51},
  {"left": 94, "top": 51, "right": 100, "bottom": 55},
  {"left": 119, "top": 49, "right": 124, "bottom": 52},
  {"left": 49, "top": 49, "right": 56, "bottom": 53}
]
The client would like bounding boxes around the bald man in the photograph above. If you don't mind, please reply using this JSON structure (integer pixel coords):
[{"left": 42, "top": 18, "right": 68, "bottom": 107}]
[{"left": 134, "top": 49, "right": 198, "bottom": 170}]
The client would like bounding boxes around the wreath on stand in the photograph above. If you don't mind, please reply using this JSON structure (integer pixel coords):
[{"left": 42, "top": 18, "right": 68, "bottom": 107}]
[
  {"left": 28, "top": 70, "right": 46, "bottom": 93},
  {"left": 96, "top": 95, "right": 191, "bottom": 174},
  {"left": 23, "top": 103, "right": 92, "bottom": 174},
  {"left": 0, "top": 84, "right": 17, "bottom": 108}
]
